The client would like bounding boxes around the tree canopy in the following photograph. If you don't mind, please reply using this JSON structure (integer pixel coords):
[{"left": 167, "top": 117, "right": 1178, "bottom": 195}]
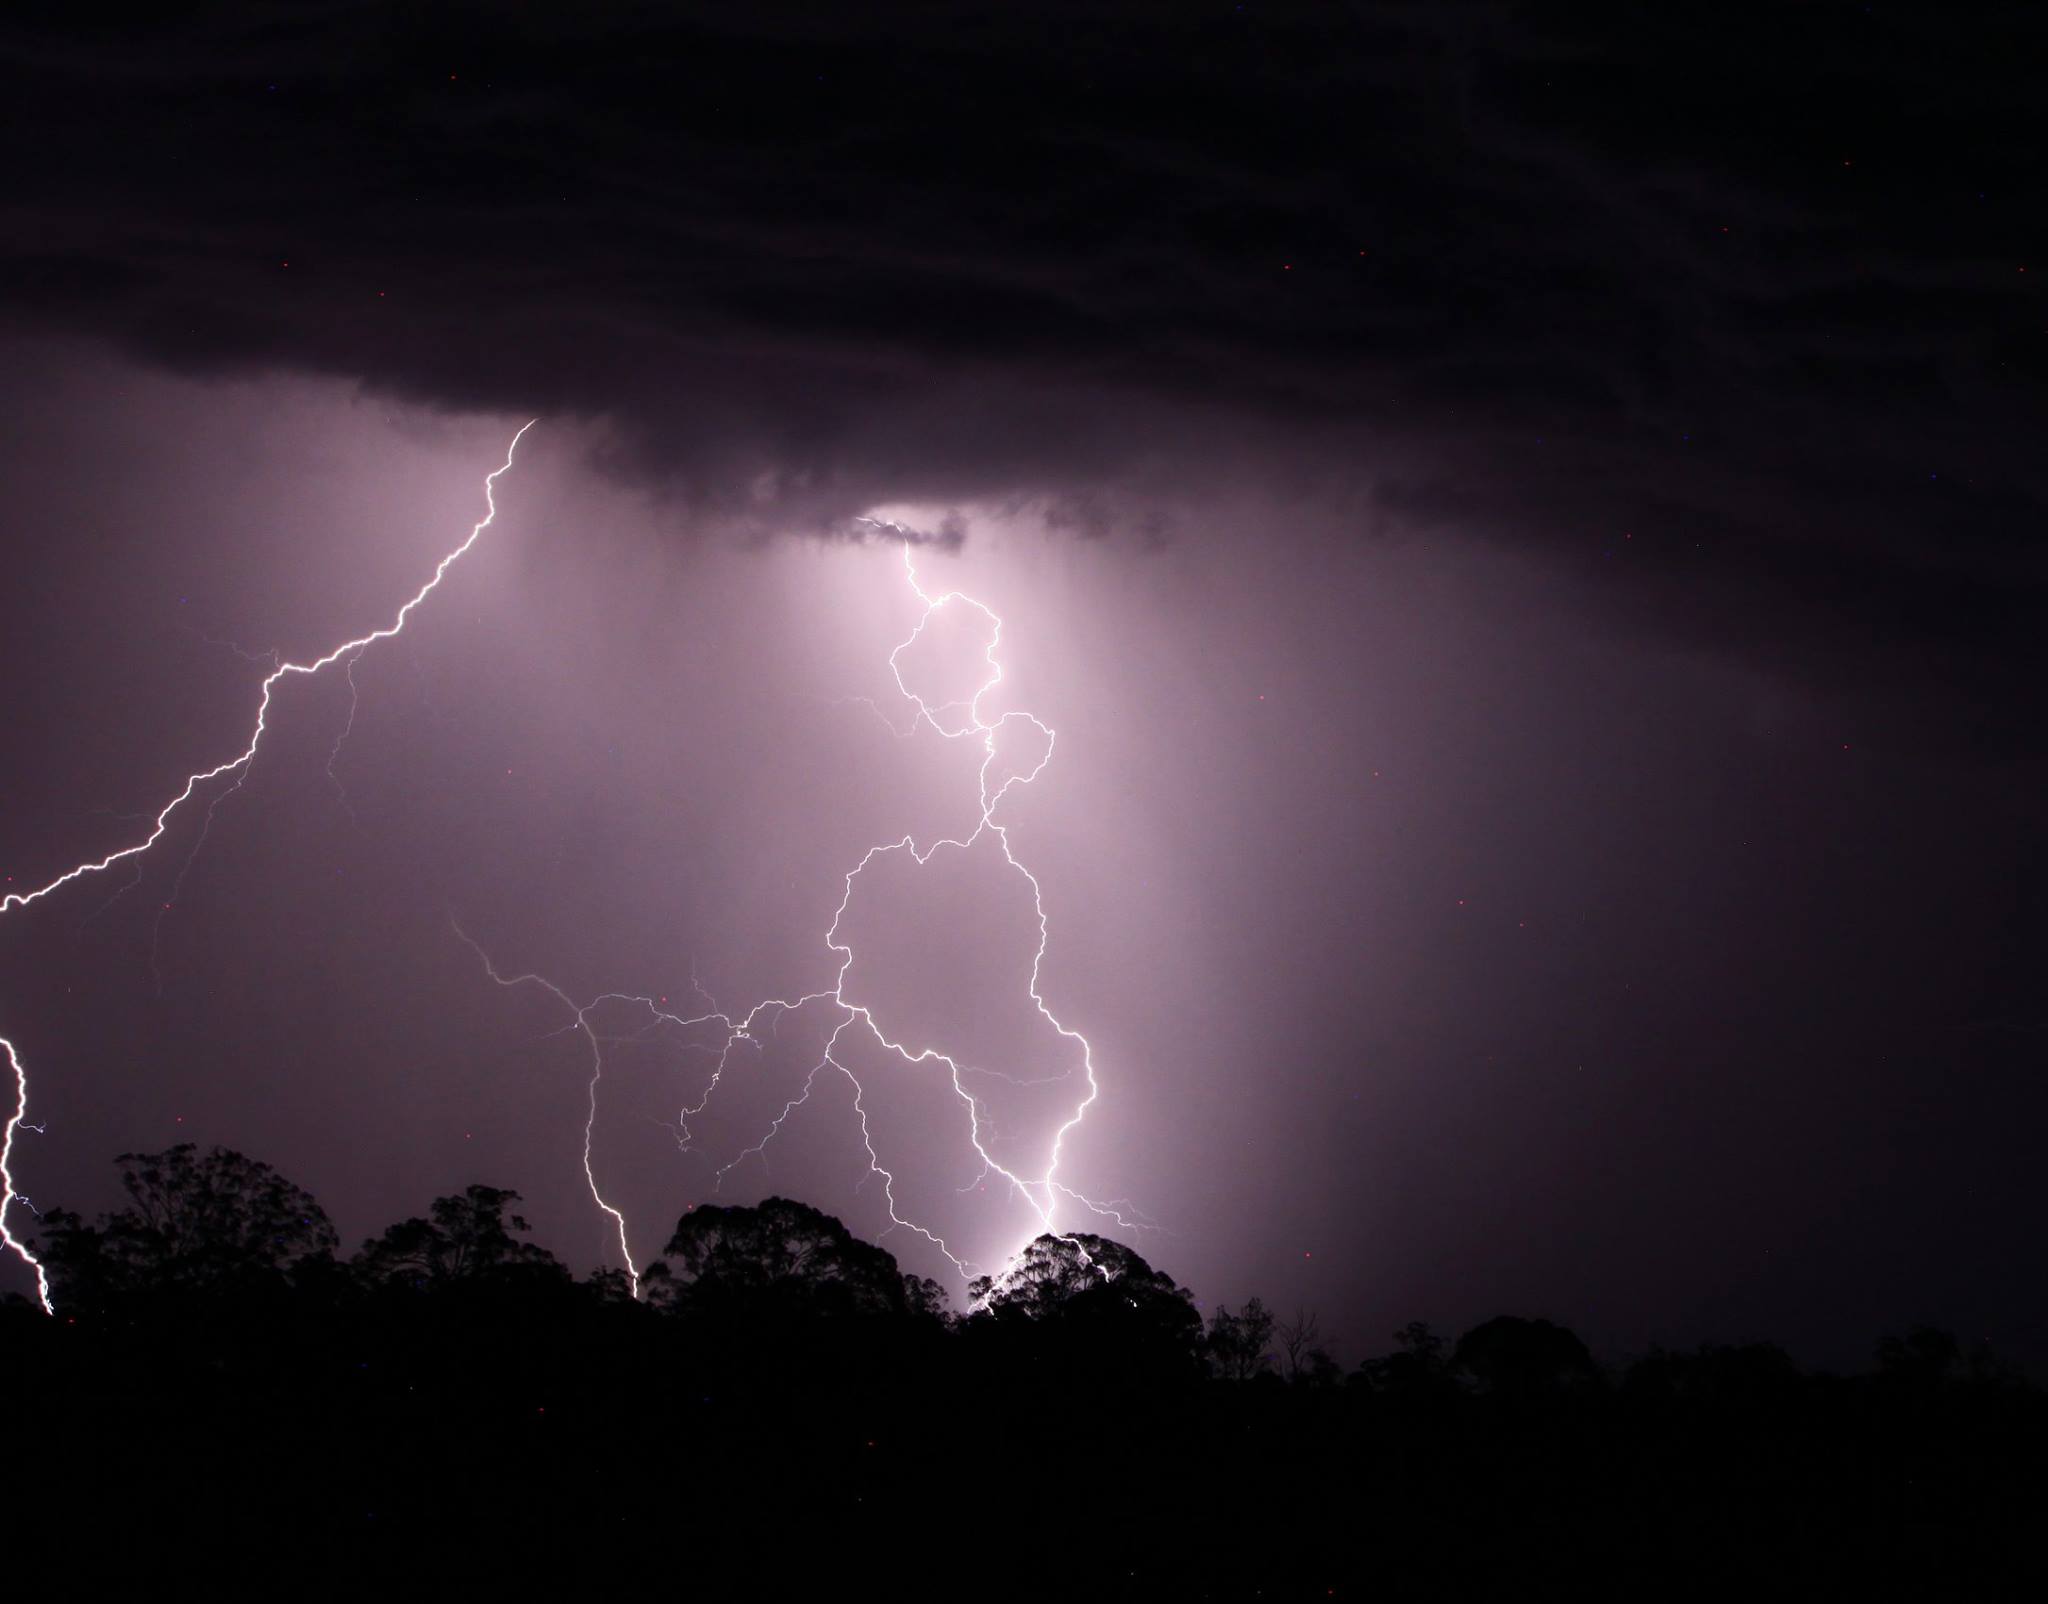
[
  {"left": 36, "top": 1142, "right": 337, "bottom": 1304},
  {"left": 967, "top": 1231, "right": 1202, "bottom": 1368},
  {"left": 9, "top": 1143, "right": 2042, "bottom": 1598},
  {"left": 353, "top": 1183, "right": 570, "bottom": 1290},
  {"left": 648, "top": 1195, "right": 938, "bottom": 1320}
]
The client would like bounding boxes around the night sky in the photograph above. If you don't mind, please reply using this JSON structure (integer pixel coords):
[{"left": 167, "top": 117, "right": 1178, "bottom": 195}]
[{"left": 3, "top": 4, "right": 2044, "bottom": 1369}]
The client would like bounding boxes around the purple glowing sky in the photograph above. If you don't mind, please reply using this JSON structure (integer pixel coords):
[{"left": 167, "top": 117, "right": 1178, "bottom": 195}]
[
  {"left": 3, "top": 6, "right": 2045, "bottom": 1368},
  {"left": 3, "top": 341, "right": 2038, "bottom": 1365}
]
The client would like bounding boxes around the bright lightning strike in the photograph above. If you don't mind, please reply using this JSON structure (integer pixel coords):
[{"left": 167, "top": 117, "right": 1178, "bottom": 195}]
[
  {"left": 452, "top": 931, "right": 650, "bottom": 1298},
  {"left": 0, "top": 421, "right": 537, "bottom": 1312},
  {"left": 462, "top": 518, "right": 1146, "bottom": 1296},
  {"left": 0, "top": 1035, "right": 52, "bottom": 1313},
  {"left": 1, "top": 429, "right": 1141, "bottom": 1313}
]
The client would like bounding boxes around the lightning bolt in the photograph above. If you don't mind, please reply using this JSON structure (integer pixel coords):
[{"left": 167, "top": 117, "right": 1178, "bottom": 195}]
[
  {"left": 451, "top": 933, "right": 650, "bottom": 1297},
  {"left": 0, "top": 421, "right": 537, "bottom": 1312},
  {"left": 2, "top": 425, "right": 1142, "bottom": 1313},
  {"left": 461, "top": 517, "right": 1146, "bottom": 1297},
  {"left": 0, "top": 1035, "right": 52, "bottom": 1313}
]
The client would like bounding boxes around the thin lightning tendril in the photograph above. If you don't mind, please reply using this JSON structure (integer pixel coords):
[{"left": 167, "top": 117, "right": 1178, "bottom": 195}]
[
  {"left": 0, "top": 421, "right": 537, "bottom": 1313},
  {"left": 324, "top": 647, "right": 368, "bottom": 827},
  {"left": 460, "top": 516, "right": 1147, "bottom": 1300},
  {"left": 0, "top": 432, "right": 1144, "bottom": 1316},
  {"left": 449, "top": 931, "right": 645, "bottom": 1297}
]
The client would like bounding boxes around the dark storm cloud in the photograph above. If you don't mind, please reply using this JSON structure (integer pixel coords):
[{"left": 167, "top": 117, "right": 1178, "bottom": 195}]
[{"left": 4, "top": 2, "right": 2044, "bottom": 730}]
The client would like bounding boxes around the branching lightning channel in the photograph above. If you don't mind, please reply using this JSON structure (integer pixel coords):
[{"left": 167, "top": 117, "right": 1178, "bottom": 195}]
[
  {"left": 0, "top": 421, "right": 537, "bottom": 1313},
  {"left": 451, "top": 930, "right": 647, "bottom": 1297},
  {"left": 461, "top": 519, "right": 1150, "bottom": 1296}
]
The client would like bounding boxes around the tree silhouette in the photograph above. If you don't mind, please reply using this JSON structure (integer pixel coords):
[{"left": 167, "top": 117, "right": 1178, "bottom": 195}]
[
  {"left": 968, "top": 1232, "right": 1201, "bottom": 1370},
  {"left": 1206, "top": 1295, "right": 1276, "bottom": 1380},
  {"left": 7, "top": 1147, "right": 2042, "bottom": 1599},
  {"left": 902, "top": 1272, "right": 951, "bottom": 1322},
  {"left": 1357, "top": 1320, "right": 1456, "bottom": 1399},
  {"left": 37, "top": 1143, "right": 337, "bottom": 1303},
  {"left": 649, "top": 1196, "right": 934, "bottom": 1319},
  {"left": 1275, "top": 1304, "right": 1322, "bottom": 1381},
  {"left": 1451, "top": 1315, "right": 1601, "bottom": 1397},
  {"left": 353, "top": 1184, "right": 568, "bottom": 1289}
]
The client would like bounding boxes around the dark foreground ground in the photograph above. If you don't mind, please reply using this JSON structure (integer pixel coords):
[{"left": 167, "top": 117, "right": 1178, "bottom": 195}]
[{"left": 6, "top": 1159, "right": 2043, "bottom": 1598}]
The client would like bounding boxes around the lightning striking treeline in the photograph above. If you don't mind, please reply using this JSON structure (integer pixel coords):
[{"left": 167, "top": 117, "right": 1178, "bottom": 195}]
[
  {"left": 460, "top": 522, "right": 1143, "bottom": 1294},
  {"left": 1, "top": 427, "right": 1137, "bottom": 1315},
  {"left": 0, "top": 422, "right": 536, "bottom": 1313}
]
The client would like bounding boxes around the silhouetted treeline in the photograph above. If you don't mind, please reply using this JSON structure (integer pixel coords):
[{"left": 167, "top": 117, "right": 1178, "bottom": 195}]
[{"left": 6, "top": 1145, "right": 2042, "bottom": 1599}]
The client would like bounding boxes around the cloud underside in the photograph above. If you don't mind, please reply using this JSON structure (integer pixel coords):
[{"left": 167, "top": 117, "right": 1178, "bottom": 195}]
[{"left": 3, "top": 3, "right": 2043, "bottom": 733}]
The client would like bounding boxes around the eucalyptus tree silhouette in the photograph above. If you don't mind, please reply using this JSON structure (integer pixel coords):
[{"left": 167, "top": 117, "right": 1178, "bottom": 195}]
[
  {"left": 1451, "top": 1315, "right": 1601, "bottom": 1397},
  {"left": 644, "top": 1196, "right": 940, "bottom": 1321},
  {"left": 352, "top": 1183, "right": 569, "bottom": 1290},
  {"left": 1356, "top": 1320, "right": 1459, "bottom": 1402},
  {"left": 1206, "top": 1296, "right": 1277, "bottom": 1381},
  {"left": 36, "top": 1143, "right": 337, "bottom": 1305},
  {"left": 967, "top": 1232, "right": 1202, "bottom": 1374},
  {"left": 4, "top": 1147, "right": 2041, "bottom": 1600}
]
